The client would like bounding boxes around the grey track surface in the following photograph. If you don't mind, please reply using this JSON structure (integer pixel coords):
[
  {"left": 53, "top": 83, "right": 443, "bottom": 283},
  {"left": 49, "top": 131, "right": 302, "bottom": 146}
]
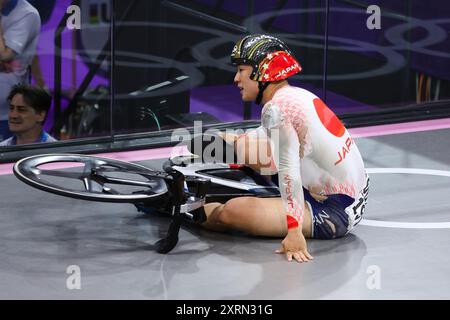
[{"left": 1, "top": 128, "right": 449, "bottom": 299}]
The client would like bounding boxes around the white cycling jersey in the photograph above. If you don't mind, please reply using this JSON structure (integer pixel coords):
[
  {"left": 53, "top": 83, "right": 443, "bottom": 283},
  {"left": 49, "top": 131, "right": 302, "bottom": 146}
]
[{"left": 257, "top": 85, "right": 367, "bottom": 226}]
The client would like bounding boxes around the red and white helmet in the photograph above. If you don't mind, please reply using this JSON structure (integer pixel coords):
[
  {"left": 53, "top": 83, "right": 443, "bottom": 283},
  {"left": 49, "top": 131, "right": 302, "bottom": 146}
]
[{"left": 231, "top": 34, "right": 302, "bottom": 82}]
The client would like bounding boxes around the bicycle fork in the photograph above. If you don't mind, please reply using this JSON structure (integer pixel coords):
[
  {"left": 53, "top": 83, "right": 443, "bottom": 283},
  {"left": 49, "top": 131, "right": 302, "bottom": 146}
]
[{"left": 156, "top": 169, "right": 210, "bottom": 253}]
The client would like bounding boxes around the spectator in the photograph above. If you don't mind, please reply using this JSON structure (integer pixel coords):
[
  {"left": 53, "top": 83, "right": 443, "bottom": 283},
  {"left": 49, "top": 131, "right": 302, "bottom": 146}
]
[
  {"left": 0, "top": 0, "right": 41, "bottom": 140},
  {"left": 0, "top": 83, "right": 56, "bottom": 146}
]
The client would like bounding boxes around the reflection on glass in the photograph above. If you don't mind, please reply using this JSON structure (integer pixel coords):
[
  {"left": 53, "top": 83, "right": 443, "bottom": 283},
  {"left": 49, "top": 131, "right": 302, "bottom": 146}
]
[
  {"left": 327, "top": 0, "right": 449, "bottom": 115},
  {"left": 2, "top": 0, "right": 449, "bottom": 149},
  {"left": 17, "top": 0, "right": 113, "bottom": 143},
  {"left": 110, "top": 0, "right": 326, "bottom": 135}
]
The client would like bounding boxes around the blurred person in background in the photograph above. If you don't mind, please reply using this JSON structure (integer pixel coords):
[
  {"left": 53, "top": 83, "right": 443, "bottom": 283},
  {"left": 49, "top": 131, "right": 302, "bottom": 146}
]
[
  {"left": 0, "top": 83, "right": 56, "bottom": 146},
  {"left": 0, "top": 0, "right": 41, "bottom": 141}
]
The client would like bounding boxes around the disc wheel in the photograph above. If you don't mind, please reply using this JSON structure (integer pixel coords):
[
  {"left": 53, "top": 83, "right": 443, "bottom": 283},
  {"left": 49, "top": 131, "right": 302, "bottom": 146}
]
[{"left": 13, "top": 154, "right": 168, "bottom": 203}]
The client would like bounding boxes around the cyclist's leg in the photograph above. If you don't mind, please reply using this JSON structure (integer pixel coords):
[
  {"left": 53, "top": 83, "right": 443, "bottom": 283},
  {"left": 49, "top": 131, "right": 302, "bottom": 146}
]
[{"left": 201, "top": 197, "right": 312, "bottom": 238}]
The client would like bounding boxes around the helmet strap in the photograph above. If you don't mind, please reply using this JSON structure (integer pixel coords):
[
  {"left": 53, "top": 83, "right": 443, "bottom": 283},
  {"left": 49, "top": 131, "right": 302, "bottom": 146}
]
[{"left": 256, "top": 82, "right": 269, "bottom": 105}]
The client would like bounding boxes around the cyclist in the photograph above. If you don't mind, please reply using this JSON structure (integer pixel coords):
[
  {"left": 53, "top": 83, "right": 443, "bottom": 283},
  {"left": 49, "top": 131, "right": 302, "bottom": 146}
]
[{"left": 199, "top": 34, "right": 369, "bottom": 263}]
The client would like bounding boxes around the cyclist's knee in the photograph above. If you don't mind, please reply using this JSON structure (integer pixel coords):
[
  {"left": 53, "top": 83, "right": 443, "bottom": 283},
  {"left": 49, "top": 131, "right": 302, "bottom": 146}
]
[{"left": 216, "top": 197, "right": 253, "bottom": 226}]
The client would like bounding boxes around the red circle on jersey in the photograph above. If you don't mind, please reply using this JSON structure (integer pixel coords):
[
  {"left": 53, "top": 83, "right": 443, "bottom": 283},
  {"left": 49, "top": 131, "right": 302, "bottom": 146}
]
[{"left": 313, "top": 98, "right": 345, "bottom": 137}]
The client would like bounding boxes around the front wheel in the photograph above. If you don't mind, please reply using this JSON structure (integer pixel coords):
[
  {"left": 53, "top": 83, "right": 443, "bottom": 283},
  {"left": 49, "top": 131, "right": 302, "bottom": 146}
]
[{"left": 13, "top": 154, "right": 168, "bottom": 204}]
